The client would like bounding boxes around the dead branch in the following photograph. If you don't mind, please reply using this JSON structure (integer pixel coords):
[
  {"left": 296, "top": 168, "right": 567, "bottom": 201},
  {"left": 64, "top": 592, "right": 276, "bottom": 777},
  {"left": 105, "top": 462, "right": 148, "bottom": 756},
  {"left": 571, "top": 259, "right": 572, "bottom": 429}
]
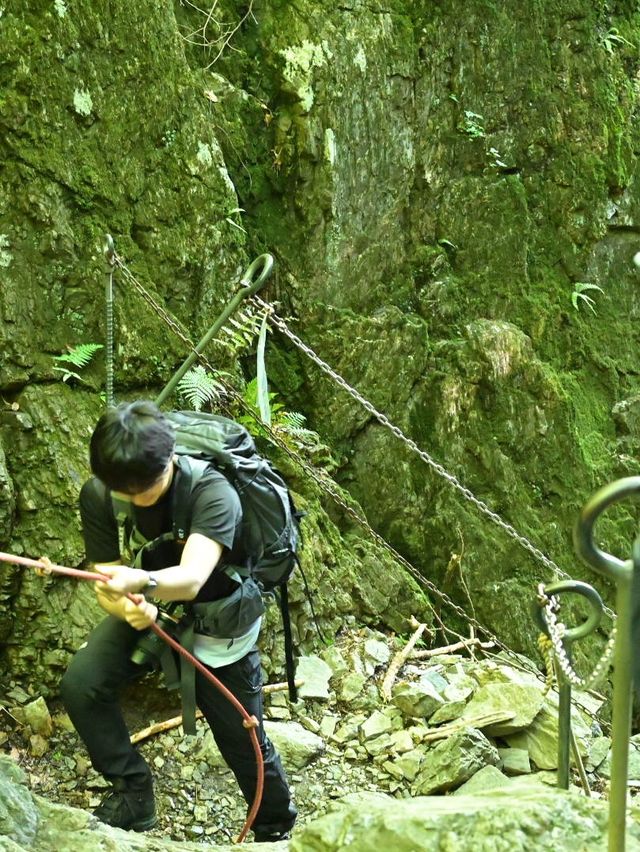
[
  {"left": 130, "top": 679, "right": 302, "bottom": 744},
  {"left": 381, "top": 616, "right": 430, "bottom": 701},
  {"left": 417, "top": 710, "right": 516, "bottom": 743},
  {"left": 410, "top": 638, "right": 495, "bottom": 659}
]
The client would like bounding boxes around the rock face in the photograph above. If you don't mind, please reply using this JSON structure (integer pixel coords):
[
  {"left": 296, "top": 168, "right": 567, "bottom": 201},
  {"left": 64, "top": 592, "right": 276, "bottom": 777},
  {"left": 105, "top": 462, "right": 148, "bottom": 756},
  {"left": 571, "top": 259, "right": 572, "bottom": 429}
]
[{"left": 0, "top": 0, "right": 637, "bottom": 711}]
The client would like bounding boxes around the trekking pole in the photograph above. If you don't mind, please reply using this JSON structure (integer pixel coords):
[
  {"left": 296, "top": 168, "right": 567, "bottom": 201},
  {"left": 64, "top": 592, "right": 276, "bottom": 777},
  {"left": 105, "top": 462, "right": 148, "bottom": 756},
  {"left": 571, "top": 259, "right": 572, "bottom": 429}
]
[
  {"left": 535, "top": 580, "right": 603, "bottom": 790},
  {"left": 573, "top": 476, "right": 640, "bottom": 852},
  {"left": 104, "top": 234, "right": 116, "bottom": 407},
  {"left": 155, "top": 254, "right": 274, "bottom": 408}
]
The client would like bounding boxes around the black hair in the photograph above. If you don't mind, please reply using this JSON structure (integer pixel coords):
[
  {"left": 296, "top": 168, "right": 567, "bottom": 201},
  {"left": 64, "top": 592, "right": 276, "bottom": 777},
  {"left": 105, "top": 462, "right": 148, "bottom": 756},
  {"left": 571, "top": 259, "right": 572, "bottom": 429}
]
[{"left": 89, "top": 400, "right": 176, "bottom": 494}]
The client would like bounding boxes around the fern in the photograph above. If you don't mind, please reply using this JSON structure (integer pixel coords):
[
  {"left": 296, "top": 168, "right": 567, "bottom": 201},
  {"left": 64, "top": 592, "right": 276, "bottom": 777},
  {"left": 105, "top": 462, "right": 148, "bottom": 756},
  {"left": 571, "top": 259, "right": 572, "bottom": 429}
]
[
  {"left": 276, "top": 410, "right": 313, "bottom": 436},
  {"left": 52, "top": 343, "right": 103, "bottom": 383},
  {"left": 177, "top": 365, "right": 226, "bottom": 412},
  {"left": 53, "top": 343, "right": 103, "bottom": 368},
  {"left": 218, "top": 305, "right": 265, "bottom": 357}
]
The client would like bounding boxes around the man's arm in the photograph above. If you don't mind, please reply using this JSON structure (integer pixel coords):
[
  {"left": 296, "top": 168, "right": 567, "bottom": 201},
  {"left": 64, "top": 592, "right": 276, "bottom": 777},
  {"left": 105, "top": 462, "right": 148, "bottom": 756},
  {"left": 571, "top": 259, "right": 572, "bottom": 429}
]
[{"left": 95, "top": 533, "right": 224, "bottom": 629}]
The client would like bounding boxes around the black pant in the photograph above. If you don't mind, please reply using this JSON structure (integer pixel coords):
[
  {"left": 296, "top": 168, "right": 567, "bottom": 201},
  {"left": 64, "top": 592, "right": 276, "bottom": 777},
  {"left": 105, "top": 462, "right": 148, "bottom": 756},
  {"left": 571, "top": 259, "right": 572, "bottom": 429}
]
[{"left": 60, "top": 616, "right": 297, "bottom": 835}]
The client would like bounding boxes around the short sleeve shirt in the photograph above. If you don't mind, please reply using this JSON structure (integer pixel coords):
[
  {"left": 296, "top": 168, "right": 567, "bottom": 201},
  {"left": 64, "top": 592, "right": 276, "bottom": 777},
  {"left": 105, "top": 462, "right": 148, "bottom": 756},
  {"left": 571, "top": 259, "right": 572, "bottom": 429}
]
[{"left": 79, "top": 462, "right": 247, "bottom": 602}]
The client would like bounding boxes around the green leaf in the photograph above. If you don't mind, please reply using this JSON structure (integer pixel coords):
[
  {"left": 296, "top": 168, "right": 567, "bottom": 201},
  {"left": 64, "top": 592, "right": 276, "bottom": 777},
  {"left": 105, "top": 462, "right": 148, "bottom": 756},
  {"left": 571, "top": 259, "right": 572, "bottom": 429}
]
[
  {"left": 53, "top": 343, "right": 103, "bottom": 368},
  {"left": 256, "top": 313, "right": 271, "bottom": 426},
  {"left": 225, "top": 217, "right": 247, "bottom": 234},
  {"left": 52, "top": 366, "right": 84, "bottom": 383},
  {"left": 177, "top": 366, "right": 225, "bottom": 412}
]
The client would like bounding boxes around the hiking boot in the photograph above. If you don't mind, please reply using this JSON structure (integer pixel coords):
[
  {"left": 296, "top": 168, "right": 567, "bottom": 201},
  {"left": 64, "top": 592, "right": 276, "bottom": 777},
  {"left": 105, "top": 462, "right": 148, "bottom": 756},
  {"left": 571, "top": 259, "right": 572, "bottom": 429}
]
[
  {"left": 253, "top": 828, "right": 291, "bottom": 842},
  {"left": 93, "top": 777, "right": 157, "bottom": 832}
]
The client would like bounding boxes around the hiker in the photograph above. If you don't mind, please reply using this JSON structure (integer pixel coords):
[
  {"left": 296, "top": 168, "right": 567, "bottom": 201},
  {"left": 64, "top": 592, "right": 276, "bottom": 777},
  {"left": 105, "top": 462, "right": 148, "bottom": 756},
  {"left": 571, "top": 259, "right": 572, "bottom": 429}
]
[{"left": 59, "top": 400, "right": 297, "bottom": 841}]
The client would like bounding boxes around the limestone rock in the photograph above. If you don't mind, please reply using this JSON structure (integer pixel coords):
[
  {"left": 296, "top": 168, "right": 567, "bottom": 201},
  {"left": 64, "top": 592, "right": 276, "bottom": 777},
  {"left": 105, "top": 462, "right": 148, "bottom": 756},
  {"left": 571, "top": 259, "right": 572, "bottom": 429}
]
[
  {"left": 320, "top": 646, "right": 349, "bottom": 679},
  {"left": 360, "top": 709, "right": 394, "bottom": 741},
  {"left": 0, "top": 758, "right": 39, "bottom": 848},
  {"left": 264, "top": 720, "right": 326, "bottom": 769},
  {"left": 600, "top": 733, "right": 640, "bottom": 781},
  {"left": 296, "top": 655, "right": 333, "bottom": 700},
  {"left": 337, "top": 672, "right": 367, "bottom": 703},
  {"left": 331, "top": 713, "right": 366, "bottom": 744},
  {"left": 412, "top": 726, "right": 500, "bottom": 795},
  {"left": 22, "top": 697, "right": 53, "bottom": 738},
  {"left": 505, "top": 695, "right": 592, "bottom": 770},
  {"left": 290, "top": 783, "right": 638, "bottom": 852},
  {"left": 461, "top": 682, "right": 545, "bottom": 735},
  {"left": 391, "top": 680, "right": 444, "bottom": 719},
  {"left": 498, "top": 747, "right": 531, "bottom": 776},
  {"left": 363, "top": 638, "right": 390, "bottom": 668},
  {"left": 453, "top": 764, "right": 510, "bottom": 795},
  {"left": 586, "top": 736, "right": 611, "bottom": 772},
  {"left": 429, "top": 699, "right": 468, "bottom": 725}
]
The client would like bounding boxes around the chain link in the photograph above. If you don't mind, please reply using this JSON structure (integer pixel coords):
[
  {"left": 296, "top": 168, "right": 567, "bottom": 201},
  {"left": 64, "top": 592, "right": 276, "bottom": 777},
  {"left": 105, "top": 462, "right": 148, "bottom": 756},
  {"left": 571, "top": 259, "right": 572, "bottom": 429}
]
[
  {"left": 114, "top": 256, "right": 199, "bottom": 354},
  {"left": 107, "top": 258, "right": 608, "bottom": 725},
  {"left": 253, "top": 296, "right": 617, "bottom": 623},
  {"left": 539, "top": 594, "right": 616, "bottom": 689}
]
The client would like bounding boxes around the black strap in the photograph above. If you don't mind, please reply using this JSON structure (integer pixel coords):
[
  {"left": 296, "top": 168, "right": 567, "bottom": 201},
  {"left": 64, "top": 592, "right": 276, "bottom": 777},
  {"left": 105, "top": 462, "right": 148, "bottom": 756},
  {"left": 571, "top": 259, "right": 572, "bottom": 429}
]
[
  {"left": 172, "top": 457, "right": 193, "bottom": 542},
  {"left": 279, "top": 583, "right": 298, "bottom": 703}
]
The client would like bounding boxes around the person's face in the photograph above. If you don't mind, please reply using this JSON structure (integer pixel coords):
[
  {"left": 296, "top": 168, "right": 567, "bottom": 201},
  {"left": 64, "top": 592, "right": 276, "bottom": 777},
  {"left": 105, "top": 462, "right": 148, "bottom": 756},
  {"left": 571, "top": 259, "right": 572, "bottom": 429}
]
[{"left": 112, "top": 459, "right": 174, "bottom": 507}]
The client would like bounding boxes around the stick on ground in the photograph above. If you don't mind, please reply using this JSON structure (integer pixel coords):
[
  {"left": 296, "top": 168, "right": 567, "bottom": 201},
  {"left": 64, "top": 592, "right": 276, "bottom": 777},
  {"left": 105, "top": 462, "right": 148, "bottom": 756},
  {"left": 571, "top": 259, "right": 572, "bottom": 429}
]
[
  {"left": 410, "top": 638, "right": 495, "bottom": 659},
  {"left": 381, "top": 616, "right": 430, "bottom": 701},
  {"left": 130, "top": 679, "right": 303, "bottom": 744}
]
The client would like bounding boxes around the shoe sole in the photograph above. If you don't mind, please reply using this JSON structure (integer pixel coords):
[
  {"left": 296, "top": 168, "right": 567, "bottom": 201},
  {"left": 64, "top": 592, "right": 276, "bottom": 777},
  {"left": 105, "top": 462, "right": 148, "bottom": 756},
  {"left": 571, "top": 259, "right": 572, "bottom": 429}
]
[{"left": 130, "top": 814, "right": 158, "bottom": 832}]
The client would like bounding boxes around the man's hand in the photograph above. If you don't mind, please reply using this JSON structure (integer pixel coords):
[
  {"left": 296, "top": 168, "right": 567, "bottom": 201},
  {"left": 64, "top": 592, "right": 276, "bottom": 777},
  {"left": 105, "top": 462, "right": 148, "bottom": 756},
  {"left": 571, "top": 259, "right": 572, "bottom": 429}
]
[
  {"left": 94, "top": 581, "right": 158, "bottom": 629},
  {"left": 95, "top": 565, "right": 148, "bottom": 597},
  {"left": 123, "top": 595, "right": 158, "bottom": 630}
]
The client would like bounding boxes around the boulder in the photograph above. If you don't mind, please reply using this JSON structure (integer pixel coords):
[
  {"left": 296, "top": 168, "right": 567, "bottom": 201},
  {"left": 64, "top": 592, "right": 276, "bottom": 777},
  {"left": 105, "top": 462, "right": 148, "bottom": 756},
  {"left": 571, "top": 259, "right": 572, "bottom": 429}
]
[
  {"left": 453, "top": 764, "right": 510, "bottom": 795},
  {"left": 295, "top": 656, "right": 333, "bottom": 700},
  {"left": 505, "top": 695, "right": 592, "bottom": 770},
  {"left": 391, "top": 680, "right": 444, "bottom": 719},
  {"left": 412, "top": 726, "right": 500, "bottom": 795},
  {"left": 290, "top": 785, "right": 640, "bottom": 851},
  {"left": 461, "top": 683, "right": 545, "bottom": 735}
]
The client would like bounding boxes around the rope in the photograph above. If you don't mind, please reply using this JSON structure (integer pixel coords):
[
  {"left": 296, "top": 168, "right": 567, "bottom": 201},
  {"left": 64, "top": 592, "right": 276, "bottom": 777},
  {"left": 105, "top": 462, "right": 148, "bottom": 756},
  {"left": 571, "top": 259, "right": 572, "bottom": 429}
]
[
  {"left": 0, "top": 551, "right": 263, "bottom": 844},
  {"left": 108, "top": 254, "right": 608, "bottom": 724}
]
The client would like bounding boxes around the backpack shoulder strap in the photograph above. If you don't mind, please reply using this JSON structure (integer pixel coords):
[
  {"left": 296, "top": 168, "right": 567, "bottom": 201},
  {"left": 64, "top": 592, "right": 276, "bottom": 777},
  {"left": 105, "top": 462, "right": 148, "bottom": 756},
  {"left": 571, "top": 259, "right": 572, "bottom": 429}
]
[{"left": 172, "top": 455, "right": 211, "bottom": 542}]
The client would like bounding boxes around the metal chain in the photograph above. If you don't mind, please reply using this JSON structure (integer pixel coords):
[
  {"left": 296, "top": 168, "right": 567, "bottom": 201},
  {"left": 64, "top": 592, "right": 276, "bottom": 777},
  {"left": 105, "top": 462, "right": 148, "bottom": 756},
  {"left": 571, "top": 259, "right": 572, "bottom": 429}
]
[
  {"left": 540, "top": 594, "right": 616, "bottom": 689},
  {"left": 107, "top": 257, "right": 606, "bottom": 724},
  {"left": 105, "top": 265, "right": 115, "bottom": 407},
  {"left": 113, "top": 257, "right": 196, "bottom": 351},
  {"left": 253, "top": 296, "right": 617, "bottom": 623}
]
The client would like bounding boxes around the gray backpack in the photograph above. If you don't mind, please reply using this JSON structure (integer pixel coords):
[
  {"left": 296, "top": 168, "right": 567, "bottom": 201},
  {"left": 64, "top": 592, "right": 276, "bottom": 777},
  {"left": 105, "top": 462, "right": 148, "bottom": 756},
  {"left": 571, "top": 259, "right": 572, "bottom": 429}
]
[
  {"left": 167, "top": 411, "right": 302, "bottom": 594},
  {"left": 168, "top": 411, "right": 303, "bottom": 704}
]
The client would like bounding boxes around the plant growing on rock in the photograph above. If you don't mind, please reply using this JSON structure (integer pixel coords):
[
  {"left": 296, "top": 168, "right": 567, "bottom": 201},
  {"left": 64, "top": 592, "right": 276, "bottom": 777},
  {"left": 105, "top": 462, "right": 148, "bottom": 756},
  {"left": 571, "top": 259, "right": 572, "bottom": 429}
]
[
  {"left": 52, "top": 343, "right": 103, "bottom": 384},
  {"left": 571, "top": 282, "right": 604, "bottom": 315},
  {"left": 177, "top": 365, "right": 228, "bottom": 411},
  {"left": 457, "top": 110, "right": 485, "bottom": 139}
]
